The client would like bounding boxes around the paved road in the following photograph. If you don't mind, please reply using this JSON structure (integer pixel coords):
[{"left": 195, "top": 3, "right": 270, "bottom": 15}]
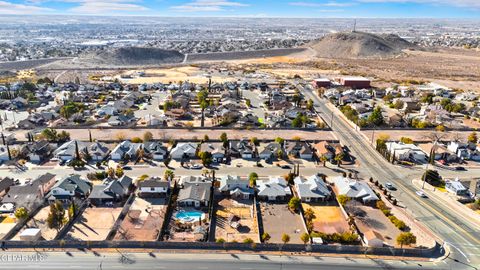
[
  {"left": 300, "top": 83, "right": 480, "bottom": 268},
  {"left": 0, "top": 251, "right": 448, "bottom": 270}
]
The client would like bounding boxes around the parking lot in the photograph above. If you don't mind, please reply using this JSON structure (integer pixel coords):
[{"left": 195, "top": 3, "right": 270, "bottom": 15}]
[{"left": 259, "top": 202, "right": 306, "bottom": 244}]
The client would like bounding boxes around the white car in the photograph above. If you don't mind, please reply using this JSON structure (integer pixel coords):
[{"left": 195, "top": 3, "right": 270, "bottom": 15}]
[
  {"left": 385, "top": 183, "right": 396, "bottom": 190},
  {"left": 416, "top": 190, "right": 427, "bottom": 198}
]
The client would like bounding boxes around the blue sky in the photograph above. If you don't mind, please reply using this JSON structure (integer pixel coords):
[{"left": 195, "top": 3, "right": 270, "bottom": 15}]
[{"left": 1, "top": 0, "right": 479, "bottom": 17}]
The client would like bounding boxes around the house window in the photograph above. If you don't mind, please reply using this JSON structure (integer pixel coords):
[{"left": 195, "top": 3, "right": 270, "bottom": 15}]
[{"left": 151, "top": 187, "right": 155, "bottom": 191}]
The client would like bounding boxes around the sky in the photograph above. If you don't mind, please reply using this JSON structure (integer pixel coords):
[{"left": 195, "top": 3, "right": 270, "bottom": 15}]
[{"left": 0, "top": 0, "right": 480, "bottom": 18}]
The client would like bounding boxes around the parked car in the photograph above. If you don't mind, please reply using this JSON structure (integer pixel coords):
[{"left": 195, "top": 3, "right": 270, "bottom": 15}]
[
  {"left": 190, "top": 164, "right": 203, "bottom": 169},
  {"left": 385, "top": 182, "right": 396, "bottom": 190},
  {"left": 122, "top": 166, "right": 132, "bottom": 170},
  {"left": 416, "top": 190, "right": 427, "bottom": 198},
  {"left": 455, "top": 166, "right": 466, "bottom": 171}
]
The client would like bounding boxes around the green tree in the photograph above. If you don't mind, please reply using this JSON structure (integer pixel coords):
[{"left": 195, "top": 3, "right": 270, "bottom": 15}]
[
  {"left": 248, "top": 172, "right": 258, "bottom": 187},
  {"left": 143, "top": 131, "right": 153, "bottom": 142},
  {"left": 275, "top": 137, "right": 285, "bottom": 145},
  {"left": 261, "top": 232, "right": 271, "bottom": 243},
  {"left": 245, "top": 99, "right": 251, "bottom": 107},
  {"left": 14, "top": 207, "right": 28, "bottom": 221},
  {"left": 198, "top": 151, "right": 213, "bottom": 167},
  {"left": 468, "top": 132, "right": 478, "bottom": 143},
  {"left": 46, "top": 200, "right": 66, "bottom": 232},
  {"left": 220, "top": 132, "right": 228, "bottom": 147},
  {"left": 250, "top": 137, "right": 259, "bottom": 146},
  {"left": 281, "top": 233, "right": 290, "bottom": 244},
  {"left": 368, "top": 106, "right": 384, "bottom": 126},
  {"left": 334, "top": 153, "right": 344, "bottom": 167},
  {"left": 41, "top": 128, "right": 58, "bottom": 142},
  {"left": 288, "top": 197, "right": 301, "bottom": 212},
  {"left": 337, "top": 195, "right": 350, "bottom": 206},
  {"left": 243, "top": 238, "right": 254, "bottom": 244},
  {"left": 300, "top": 232, "right": 310, "bottom": 245},
  {"left": 203, "top": 134, "right": 209, "bottom": 142},
  {"left": 396, "top": 232, "right": 417, "bottom": 248},
  {"left": 68, "top": 201, "right": 77, "bottom": 221},
  {"left": 400, "top": 137, "right": 414, "bottom": 144},
  {"left": 306, "top": 99, "right": 314, "bottom": 111},
  {"left": 115, "top": 166, "right": 124, "bottom": 178}
]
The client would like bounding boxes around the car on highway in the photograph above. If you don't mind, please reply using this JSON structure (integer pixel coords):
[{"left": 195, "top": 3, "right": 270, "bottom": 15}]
[
  {"left": 385, "top": 182, "right": 396, "bottom": 190},
  {"left": 416, "top": 190, "right": 427, "bottom": 198}
]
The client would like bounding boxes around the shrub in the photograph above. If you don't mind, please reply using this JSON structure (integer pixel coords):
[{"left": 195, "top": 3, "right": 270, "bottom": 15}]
[
  {"left": 243, "top": 238, "right": 254, "bottom": 244},
  {"left": 216, "top": 238, "right": 225, "bottom": 243}
]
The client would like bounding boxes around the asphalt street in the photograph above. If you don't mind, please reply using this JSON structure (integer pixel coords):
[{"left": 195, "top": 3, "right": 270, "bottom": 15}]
[
  {"left": 300, "top": 83, "right": 480, "bottom": 268},
  {"left": 0, "top": 251, "right": 448, "bottom": 270}
]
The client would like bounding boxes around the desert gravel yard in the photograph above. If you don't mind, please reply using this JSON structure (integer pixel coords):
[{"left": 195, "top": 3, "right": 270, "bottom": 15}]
[
  {"left": 66, "top": 207, "right": 122, "bottom": 241},
  {"left": 114, "top": 197, "right": 166, "bottom": 241},
  {"left": 260, "top": 202, "right": 306, "bottom": 244},
  {"left": 13, "top": 206, "right": 66, "bottom": 240},
  {"left": 215, "top": 198, "right": 259, "bottom": 243},
  {"left": 345, "top": 202, "right": 402, "bottom": 247},
  {"left": 302, "top": 203, "right": 350, "bottom": 234}
]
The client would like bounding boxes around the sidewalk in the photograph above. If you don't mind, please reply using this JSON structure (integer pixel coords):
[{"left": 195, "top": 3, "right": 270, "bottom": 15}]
[{"left": 412, "top": 179, "right": 480, "bottom": 228}]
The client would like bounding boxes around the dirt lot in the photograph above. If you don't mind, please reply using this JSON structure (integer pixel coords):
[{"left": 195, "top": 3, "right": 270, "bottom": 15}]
[
  {"left": 13, "top": 128, "right": 335, "bottom": 142},
  {"left": 13, "top": 206, "right": 66, "bottom": 240},
  {"left": 260, "top": 202, "right": 306, "bottom": 244},
  {"left": 345, "top": 201, "right": 402, "bottom": 247},
  {"left": 322, "top": 48, "right": 480, "bottom": 92},
  {"left": 114, "top": 197, "right": 166, "bottom": 241},
  {"left": 214, "top": 197, "right": 259, "bottom": 243},
  {"left": 66, "top": 207, "right": 122, "bottom": 241},
  {"left": 302, "top": 203, "right": 350, "bottom": 234}
]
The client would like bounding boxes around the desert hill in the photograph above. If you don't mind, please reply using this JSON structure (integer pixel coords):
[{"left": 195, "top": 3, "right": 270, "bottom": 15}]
[
  {"left": 309, "top": 31, "right": 418, "bottom": 59},
  {"left": 78, "top": 47, "right": 185, "bottom": 66}
]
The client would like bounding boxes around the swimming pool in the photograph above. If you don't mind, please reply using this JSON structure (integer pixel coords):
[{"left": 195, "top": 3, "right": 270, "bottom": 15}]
[{"left": 175, "top": 210, "right": 205, "bottom": 223}]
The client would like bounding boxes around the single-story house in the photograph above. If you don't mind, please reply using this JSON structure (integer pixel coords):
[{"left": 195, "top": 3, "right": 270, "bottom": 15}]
[
  {"left": 218, "top": 175, "right": 253, "bottom": 200},
  {"left": 258, "top": 142, "right": 284, "bottom": 161},
  {"left": 144, "top": 141, "right": 168, "bottom": 161},
  {"left": 199, "top": 142, "right": 225, "bottom": 163},
  {"left": 137, "top": 177, "right": 170, "bottom": 198},
  {"left": 170, "top": 142, "right": 198, "bottom": 160},
  {"left": 256, "top": 177, "right": 292, "bottom": 201},
  {"left": 177, "top": 180, "right": 211, "bottom": 208},
  {"left": 445, "top": 179, "right": 470, "bottom": 197},
  {"left": 386, "top": 142, "right": 427, "bottom": 163},
  {"left": 89, "top": 175, "right": 132, "bottom": 206},
  {"left": 110, "top": 141, "right": 143, "bottom": 161},
  {"left": 294, "top": 175, "right": 331, "bottom": 202},
  {"left": 229, "top": 140, "right": 255, "bottom": 159},
  {"left": 330, "top": 176, "right": 378, "bottom": 204},
  {"left": 285, "top": 141, "right": 313, "bottom": 160}
]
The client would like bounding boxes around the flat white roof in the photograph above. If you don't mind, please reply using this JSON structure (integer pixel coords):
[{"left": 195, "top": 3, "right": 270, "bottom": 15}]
[
  {"left": 314, "top": 78, "right": 331, "bottom": 82},
  {"left": 20, "top": 228, "right": 41, "bottom": 236},
  {"left": 341, "top": 76, "right": 370, "bottom": 81}
]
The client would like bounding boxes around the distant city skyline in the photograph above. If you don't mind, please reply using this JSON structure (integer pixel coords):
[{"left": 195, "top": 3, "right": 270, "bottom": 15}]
[{"left": 1, "top": 0, "right": 480, "bottom": 18}]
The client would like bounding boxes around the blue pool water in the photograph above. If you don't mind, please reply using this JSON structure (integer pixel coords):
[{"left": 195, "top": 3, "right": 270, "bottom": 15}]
[{"left": 175, "top": 211, "right": 205, "bottom": 223}]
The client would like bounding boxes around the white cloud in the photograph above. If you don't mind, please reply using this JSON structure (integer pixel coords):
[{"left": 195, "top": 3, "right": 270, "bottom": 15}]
[
  {"left": 318, "top": 8, "right": 345, "bottom": 12},
  {"left": 68, "top": 0, "right": 148, "bottom": 14},
  {"left": 357, "top": 0, "right": 480, "bottom": 8},
  {"left": 171, "top": 0, "right": 249, "bottom": 12},
  {"left": 0, "top": 1, "right": 53, "bottom": 14},
  {"left": 290, "top": 1, "right": 354, "bottom": 7}
]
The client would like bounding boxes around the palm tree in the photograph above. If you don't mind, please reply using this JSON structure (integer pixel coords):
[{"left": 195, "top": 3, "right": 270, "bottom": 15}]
[
  {"left": 164, "top": 169, "right": 174, "bottom": 181},
  {"left": 334, "top": 153, "right": 344, "bottom": 167},
  {"left": 320, "top": 155, "right": 328, "bottom": 167}
]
